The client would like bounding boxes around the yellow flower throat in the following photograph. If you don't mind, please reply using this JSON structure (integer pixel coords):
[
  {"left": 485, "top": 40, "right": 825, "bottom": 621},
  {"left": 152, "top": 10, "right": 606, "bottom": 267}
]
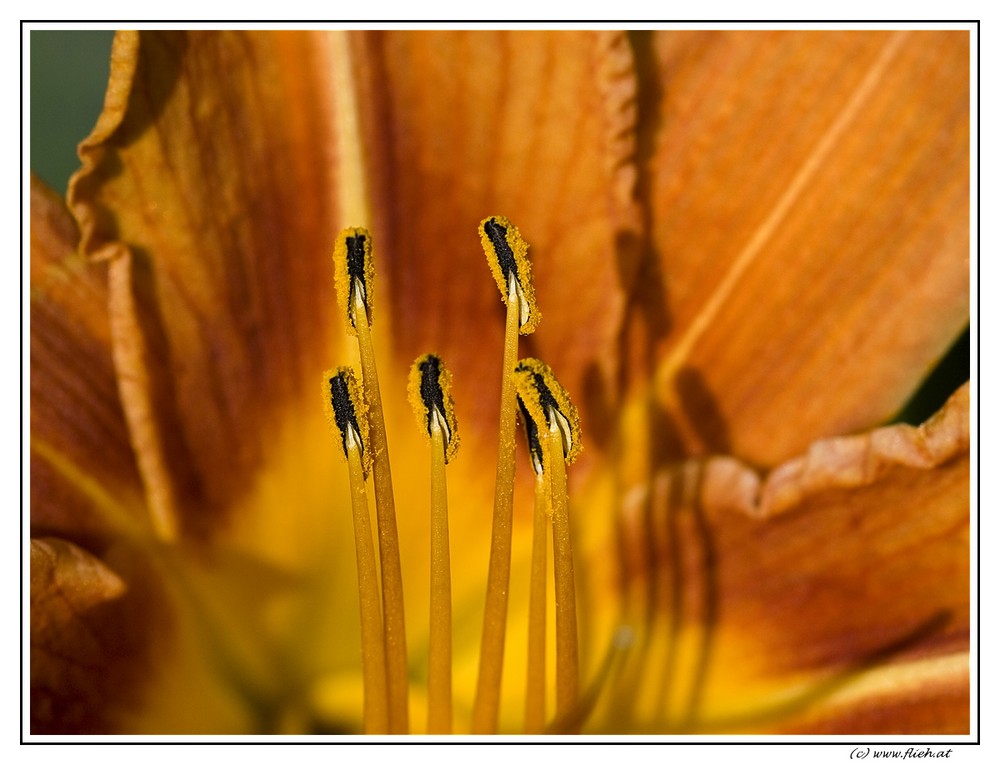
[{"left": 324, "top": 218, "right": 591, "bottom": 735}]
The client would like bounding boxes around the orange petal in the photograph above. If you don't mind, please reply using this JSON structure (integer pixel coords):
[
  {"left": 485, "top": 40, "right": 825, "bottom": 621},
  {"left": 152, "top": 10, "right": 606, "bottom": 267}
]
[
  {"left": 355, "top": 31, "right": 635, "bottom": 451},
  {"left": 30, "top": 175, "right": 146, "bottom": 543},
  {"left": 30, "top": 537, "right": 131, "bottom": 733},
  {"left": 67, "top": 32, "right": 351, "bottom": 533},
  {"left": 641, "top": 31, "right": 969, "bottom": 464},
  {"left": 774, "top": 649, "right": 969, "bottom": 734},
  {"left": 582, "top": 383, "right": 969, "bottom": 733}
]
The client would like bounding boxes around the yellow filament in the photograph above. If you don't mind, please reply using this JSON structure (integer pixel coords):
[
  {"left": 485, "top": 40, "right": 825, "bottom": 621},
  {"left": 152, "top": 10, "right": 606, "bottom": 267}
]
[
  {"left": 547, "top": 627, "right": 634, "bottom": 734},
  {"left": 525, "top": 470, "right": 549, "bottom": 734},
  {"left": 354, "top": 290, "right": 409, "bottom": 733},
  {"left": 427, "top": 414, "right": 452, "bottom": 734},
  {"left": 471, "top": 278, "right": 521, "bottom": 733},
  {"left": 346, "top": 436, "right": 390, "bottom": 734},
  {"left": 546, "top": 421, "right": 579, "bottom": 724}
]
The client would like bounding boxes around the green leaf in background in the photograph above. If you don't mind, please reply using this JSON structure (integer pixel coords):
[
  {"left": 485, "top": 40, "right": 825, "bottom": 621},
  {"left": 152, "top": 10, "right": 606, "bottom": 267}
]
[{"left": 30, "top": 30, "right": 115, "bottom": 192}]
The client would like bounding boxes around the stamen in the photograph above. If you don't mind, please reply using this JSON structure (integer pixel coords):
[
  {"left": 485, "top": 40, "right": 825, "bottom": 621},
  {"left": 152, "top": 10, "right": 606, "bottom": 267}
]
[
  {"left": 333, "top": 227, "right": 375, "bottom": 333},
  {"left": 473, "top": 217, "right": 539, "bottom": 733},
  {"left": 323, "top": 367, "right": 371, "bottom": 475},
  {"left": 546, "top": 627, "right": 635, "bottom": 734},
  {"left": 323, "top": 368, "right": 388, "bottom": 734},
  {"left": 480, "top": 216, "right": 541, "bottom": 333},
  {"left": 524, "top": 469, "right": 549, "bottom": 734},
  {"left": 547, "top": 414, "right": 579, "bottom": 724},
  {"left": 513, "top": 358, "right": 582, "bottom": 467},
  {"left": 408, "top": 354, "right": 458, "bottom": 734},
  {"left": 333, "top": 227, "right": 409, "bottom": 733},
  {"left": 514, "top": 359, "right": 583, "bottom": 725},
  {"left": 407, "top": 353, "right": 460, "bottom": 463}
]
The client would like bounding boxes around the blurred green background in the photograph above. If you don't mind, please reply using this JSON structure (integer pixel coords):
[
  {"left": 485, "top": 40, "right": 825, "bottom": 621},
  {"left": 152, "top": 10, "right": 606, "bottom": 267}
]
[
  {"left": 27, "top": 29, "right": 968, "bottom": 425},
  {"left": 30, "top": 30, "right": 115, "bottom": 192}
]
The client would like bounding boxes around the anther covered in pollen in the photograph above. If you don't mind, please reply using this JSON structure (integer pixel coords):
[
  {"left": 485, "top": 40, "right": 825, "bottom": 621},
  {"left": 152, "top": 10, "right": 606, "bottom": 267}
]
[
  {"left": 408, "top": 353, "right": 459, "bottom": 734},
  {"left": 332, "top": 226, "right": 409, "bottom": 733},
  {"left": 480, "top": 215, "right": 540, "bottom": 333},
  {"left": 518, "top": 397, "right": 545, "bottom": 476},
  {"left": 514, "top": 358, "right": 583, "bottom": 730},
  {"left": 513, "top": 359, "right": 582, "bottom": 467},
  {"left": 408, "top": 353, "right": 460, "bottom": 464},
  {"left": 333, "top": 227, "right": 375, "bottom": 332},
  {"left": 473, "top": 216, "right": 540, "bottom": 733},
  {"left": 322, "top": 368, "right": 387, "bottom": 733},
  {"left": 323, "top": 367, "right": 371, "bottom": 474}
]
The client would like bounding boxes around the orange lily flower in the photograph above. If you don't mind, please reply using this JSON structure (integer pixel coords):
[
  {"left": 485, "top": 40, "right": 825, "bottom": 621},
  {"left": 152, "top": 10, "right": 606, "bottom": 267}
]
[{"left": 29, "top": 29, "right": 970, "bottom": 735}]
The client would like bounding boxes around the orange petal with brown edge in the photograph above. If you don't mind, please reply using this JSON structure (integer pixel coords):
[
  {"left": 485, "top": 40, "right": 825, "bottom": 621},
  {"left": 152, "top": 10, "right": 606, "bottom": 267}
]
[
  {"left": 67, "top": 31, "right": 352, "bottom": 534},
  {"left": 639, "top": 30, "right": 969, "bottom": 465},
  {"left": 582, "top": 383, "right": 969, "bottom": 734},
  {"left": 354, "top": 31, "right": 634, "bottom": 452},
  {"left": 30, "top": 175, "right": 147, "bottom": 544}
]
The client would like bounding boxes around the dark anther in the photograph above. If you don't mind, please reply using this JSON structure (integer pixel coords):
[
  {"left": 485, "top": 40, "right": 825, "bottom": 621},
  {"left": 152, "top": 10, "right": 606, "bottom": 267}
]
[
  {"left": 484, "top": 217, "right": 519, "bottom": 290},
  {"left": 419, "top": 354, "right": 447, "bottom": 436},
  {"left": 530, "top": 372, "right": 561, "bottom": 429},
  {"left": 519, "top": 397, "right": 544, "bottom": 474},
  {"left": 345, "top": 234, "right": 368, "bottom": 297},
  {"left": 329, "top": 373, "right": 363, "bottom": 458}
]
